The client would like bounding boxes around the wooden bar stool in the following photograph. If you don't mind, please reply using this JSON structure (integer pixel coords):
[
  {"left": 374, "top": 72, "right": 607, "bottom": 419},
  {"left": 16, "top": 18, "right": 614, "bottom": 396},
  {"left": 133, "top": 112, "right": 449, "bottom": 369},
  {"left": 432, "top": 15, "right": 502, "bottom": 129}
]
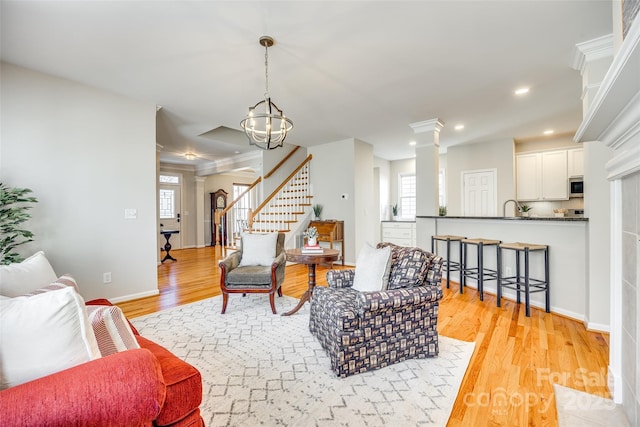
[
  {"left": 461, "top": 238, "right": 501, "bottom": 301},
  {"left": 497, "top": 242, "right": 550, "bottom": 317},
  {"left": 431, "top": 235, "right": 465, "bottom": 289}
]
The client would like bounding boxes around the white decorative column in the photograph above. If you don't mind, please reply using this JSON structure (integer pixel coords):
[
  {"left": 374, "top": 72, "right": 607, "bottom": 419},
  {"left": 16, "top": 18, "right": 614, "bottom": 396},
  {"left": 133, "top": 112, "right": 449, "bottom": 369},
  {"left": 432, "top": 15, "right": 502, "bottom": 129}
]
[
  {"left": 195, "top": 177, "right": 206, "bottom": 248},
  {"left": 410, "top": 119, "right": 444, "bottom": 217},
  {"left": 571, "top": 35, "right": 614, "bottom": 332}
]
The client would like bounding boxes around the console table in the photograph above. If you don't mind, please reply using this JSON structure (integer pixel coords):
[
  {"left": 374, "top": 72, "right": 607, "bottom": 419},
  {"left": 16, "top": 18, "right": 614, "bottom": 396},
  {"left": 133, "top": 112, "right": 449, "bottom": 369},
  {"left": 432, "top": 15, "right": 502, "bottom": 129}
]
[
  {"left": 160, "top": 229, "right": 180, "bottom": 263},
  {"left": 308, "top": 220, "right": 344, "bottom": 265}
]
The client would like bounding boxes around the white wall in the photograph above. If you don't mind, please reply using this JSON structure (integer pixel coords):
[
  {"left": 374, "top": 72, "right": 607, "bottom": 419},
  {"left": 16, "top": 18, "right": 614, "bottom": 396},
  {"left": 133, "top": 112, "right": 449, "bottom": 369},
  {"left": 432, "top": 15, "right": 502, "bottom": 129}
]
[
  {"left": 446, "top": 138, "right": 515, "bottom": 216},
  {"left": 1, "top": 62, "right": 158, "bottom": 301},
  {"left": 375, "top": 157, "right": 391, "bottom": 222},
  {"left": 354, "top": 139, "right": 376, "bottom": 253},
  {"left": 309, "top": 139, "right": 358, "bottom": 263}
]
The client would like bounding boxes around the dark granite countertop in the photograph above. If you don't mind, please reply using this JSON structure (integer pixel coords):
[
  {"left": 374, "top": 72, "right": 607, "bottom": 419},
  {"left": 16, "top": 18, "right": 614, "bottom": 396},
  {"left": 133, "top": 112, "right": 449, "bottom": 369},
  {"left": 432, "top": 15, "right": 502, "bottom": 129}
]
[{"left": 417, "top": 215, "right": 588, "bottom": 222}]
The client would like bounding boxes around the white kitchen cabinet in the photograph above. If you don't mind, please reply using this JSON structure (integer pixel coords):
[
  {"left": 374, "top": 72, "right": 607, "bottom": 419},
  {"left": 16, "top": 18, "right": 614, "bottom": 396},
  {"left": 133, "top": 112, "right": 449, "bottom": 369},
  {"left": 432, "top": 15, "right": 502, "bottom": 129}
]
[
  {"left": 541, "top": 150, "right": 568, "bottom": 200},
  {"left": 516, "top": 154, "right": 540, "bottom": 201},
  {"left": 516, "top": 150, "right": 568, "bottom": 201},
  {"left": 381, "top": 221, "right": 416, "bottom": 247},
  {"left": 567, "top": 148, "right": 584, "bottom": 177}
]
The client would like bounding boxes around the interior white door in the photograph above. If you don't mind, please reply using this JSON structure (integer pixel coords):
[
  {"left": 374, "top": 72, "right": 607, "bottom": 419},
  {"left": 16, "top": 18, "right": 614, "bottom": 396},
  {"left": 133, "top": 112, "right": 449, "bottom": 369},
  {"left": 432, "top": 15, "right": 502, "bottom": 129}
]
[
  {"left": 159, "top": 183, "right": 182, "bottom": 250},
  {"left": 462, "top": 169, "right": 497, "bottom": 216}
]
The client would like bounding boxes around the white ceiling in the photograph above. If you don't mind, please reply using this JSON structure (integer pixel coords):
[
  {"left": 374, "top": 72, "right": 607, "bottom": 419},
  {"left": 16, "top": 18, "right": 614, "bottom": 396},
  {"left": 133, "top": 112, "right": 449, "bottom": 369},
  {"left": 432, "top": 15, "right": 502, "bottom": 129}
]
[{"left": 0, "top": 1, "right": 613, "bottom": 167}]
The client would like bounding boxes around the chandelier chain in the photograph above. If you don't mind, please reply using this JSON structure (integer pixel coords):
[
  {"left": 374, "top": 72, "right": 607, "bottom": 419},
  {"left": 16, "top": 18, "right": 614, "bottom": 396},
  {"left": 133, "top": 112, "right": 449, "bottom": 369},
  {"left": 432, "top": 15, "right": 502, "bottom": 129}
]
[{"left": 264, "top": 42, "right": 269, "bottom": 99}]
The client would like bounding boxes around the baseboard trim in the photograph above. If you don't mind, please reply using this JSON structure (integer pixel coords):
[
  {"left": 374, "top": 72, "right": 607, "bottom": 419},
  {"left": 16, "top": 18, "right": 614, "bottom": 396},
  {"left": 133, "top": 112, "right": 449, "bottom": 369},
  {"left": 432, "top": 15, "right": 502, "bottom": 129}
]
[
  {"left": 585, "top": 321, "right": 610, "bottom": 333},
  {"left": 109, "top": 289, "right": 159, "bottom": 304}
]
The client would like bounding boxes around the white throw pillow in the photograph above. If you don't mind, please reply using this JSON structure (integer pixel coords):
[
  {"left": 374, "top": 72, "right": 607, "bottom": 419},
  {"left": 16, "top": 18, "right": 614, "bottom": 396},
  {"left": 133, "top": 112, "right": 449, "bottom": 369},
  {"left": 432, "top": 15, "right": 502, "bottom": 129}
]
[
  {"left": 0, "top": 286, "right": 102, "bottom": 389},
  {"left": 352, "top": 243, "right": 392, "bottom": 292},
  {"left": 86, "top": 305, "right": 140, "bottom": 357},
  {"left": 0, "top": 251, "right": 58, "bottom": 297},
  {"left": 238, "top": 232, "right": 278, "bottom": 267}
]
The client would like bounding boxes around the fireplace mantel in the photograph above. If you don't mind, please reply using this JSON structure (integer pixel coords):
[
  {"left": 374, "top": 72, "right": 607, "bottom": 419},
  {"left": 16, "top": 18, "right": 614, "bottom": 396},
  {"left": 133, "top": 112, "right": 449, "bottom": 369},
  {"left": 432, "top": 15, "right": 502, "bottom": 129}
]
[
  {"left": 574, "top": 17, "right": 640, "bottom": 180},
  {"left": 573, "top": 15, "right": 640, "bottom": 415}
]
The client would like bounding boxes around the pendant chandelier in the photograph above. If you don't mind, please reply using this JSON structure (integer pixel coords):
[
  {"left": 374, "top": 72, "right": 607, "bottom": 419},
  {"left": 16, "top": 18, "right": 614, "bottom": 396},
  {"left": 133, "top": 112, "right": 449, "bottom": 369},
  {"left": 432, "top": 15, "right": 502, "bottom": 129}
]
[{"left": 240, "top": 36, "right": 293, "bottom": 150}]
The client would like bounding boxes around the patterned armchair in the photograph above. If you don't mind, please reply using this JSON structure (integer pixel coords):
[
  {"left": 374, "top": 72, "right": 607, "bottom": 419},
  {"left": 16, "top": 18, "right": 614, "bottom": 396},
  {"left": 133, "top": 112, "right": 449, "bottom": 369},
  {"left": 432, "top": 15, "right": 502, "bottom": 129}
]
[{"left": 309, "top": 243, "right": 444, "bottom": 377}]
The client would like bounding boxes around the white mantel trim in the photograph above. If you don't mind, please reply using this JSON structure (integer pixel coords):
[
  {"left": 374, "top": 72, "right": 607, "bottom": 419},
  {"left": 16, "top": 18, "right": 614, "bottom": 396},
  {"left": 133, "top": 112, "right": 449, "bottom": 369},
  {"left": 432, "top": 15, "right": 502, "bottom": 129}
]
[{"left": 575, "top": 20, "right": 640, "bottom": 144}]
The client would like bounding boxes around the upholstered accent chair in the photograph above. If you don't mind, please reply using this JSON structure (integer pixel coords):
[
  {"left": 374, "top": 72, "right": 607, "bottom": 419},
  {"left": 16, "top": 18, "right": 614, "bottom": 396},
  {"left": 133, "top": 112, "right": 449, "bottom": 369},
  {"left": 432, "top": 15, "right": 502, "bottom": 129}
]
[
  {"left": 219, "top": 232, "right": 286, "bottom": 314},
  {"left": 309, "top": 243, "right": 444, "bottom": 377}
]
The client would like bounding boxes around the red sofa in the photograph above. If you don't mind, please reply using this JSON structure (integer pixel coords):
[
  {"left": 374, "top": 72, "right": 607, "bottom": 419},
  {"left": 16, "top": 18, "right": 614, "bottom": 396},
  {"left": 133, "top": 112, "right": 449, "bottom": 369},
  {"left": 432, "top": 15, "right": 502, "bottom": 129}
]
[{"left": 0, "top": 299, "right": 204, "bottom": 427}]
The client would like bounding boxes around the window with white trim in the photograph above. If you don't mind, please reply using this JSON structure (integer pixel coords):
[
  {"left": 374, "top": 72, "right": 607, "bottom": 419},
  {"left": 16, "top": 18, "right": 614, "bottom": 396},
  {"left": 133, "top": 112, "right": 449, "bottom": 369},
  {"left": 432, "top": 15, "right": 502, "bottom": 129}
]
[{"left": 399, "top": 174, "right": 416, "bottom": 219}]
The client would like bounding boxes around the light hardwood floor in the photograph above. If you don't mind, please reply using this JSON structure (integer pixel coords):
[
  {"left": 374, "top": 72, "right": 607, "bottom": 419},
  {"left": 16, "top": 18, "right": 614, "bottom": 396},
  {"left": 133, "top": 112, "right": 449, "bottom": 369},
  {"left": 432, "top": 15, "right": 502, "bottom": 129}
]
[{"left": 117, "top": 246, "right": 610, "bottom": 427}]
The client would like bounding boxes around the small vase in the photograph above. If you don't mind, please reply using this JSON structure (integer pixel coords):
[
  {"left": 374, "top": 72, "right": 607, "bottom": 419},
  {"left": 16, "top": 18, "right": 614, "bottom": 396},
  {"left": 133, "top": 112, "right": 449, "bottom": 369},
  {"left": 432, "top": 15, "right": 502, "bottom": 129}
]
[{"left": 308, "top": 238, "right": 317, "bottom": 246}]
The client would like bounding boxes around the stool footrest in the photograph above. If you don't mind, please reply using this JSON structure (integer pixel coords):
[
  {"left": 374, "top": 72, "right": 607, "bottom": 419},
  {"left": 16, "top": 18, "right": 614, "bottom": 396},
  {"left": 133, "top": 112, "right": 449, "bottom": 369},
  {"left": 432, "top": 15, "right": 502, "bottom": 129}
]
[{"left": 462, "top": 267, "right": 498, "bottom": 282}]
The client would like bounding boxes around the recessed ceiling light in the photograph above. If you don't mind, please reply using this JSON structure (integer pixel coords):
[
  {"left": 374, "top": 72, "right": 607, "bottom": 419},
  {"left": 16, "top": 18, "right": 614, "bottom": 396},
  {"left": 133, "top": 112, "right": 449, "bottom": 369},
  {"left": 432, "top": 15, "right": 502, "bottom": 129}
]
[
  {"left": 234, "top": 150, "right": 241, "bottom": 154},
  {"left": 454, "top": 124, "right": 465, "bottom": 131},
  {"left": 515, "top": 87, "right": 530, "bottom": 95},
  {"left": 184, "top": 152, "right": 197, "bottom": 160},
  {"left": 409, "top": 141, "right": 416, "bottom": 146},
  {"left": 543, "top": 129, "right": 554, "bottom": 135}
]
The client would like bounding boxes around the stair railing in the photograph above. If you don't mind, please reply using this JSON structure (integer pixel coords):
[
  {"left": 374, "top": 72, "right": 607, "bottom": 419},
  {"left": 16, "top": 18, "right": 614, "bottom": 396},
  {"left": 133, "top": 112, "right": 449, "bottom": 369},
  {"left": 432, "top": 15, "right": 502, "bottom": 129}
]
[{"left": 249, "top": 154, "right": 313, "bottom": 233}]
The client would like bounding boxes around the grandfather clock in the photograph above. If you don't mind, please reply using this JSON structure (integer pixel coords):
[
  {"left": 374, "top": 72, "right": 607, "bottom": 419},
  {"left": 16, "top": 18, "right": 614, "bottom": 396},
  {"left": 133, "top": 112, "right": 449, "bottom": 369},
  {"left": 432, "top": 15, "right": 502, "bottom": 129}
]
[{"left": 210, "top": 189, "right": 228, "bottom": 246}]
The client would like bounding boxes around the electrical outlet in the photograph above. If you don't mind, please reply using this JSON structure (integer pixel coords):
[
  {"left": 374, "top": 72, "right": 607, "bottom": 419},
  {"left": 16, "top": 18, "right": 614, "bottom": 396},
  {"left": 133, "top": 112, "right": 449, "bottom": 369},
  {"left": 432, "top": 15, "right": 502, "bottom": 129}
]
[{"left": 103, "top": 272, "right": 112, "bottom": 284}]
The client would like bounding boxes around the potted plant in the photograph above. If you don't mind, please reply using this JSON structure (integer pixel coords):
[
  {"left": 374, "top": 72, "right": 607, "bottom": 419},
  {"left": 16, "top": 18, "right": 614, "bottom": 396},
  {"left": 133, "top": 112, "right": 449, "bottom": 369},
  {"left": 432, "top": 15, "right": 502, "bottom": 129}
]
[
  {"left": 304, "top": 226, "right": 319, "bottom": 246},
  {"left": 392, "top": 204, "right": 399, "bottom": 220},
  {"left": 520, "top": 204, "right": 533, "bottom": 217},
  {"left": 439, "top": 205, "right": 447, "bottom": 216},
  {"left": 312, "top": 204, "right": 323, "bottom": 220},
  {"left": 0, "top": 183, "right": 38, "bottom": 265}
]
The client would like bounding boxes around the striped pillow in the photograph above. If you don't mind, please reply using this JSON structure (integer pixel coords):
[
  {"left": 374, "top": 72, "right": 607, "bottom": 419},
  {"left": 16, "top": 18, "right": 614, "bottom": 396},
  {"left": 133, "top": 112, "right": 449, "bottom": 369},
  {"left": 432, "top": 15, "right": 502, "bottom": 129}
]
[
  {"left": 86, "top": 305, "right": 140, "bottom": 357},
  {"left": 23, "top": 274, "right": 81, "bottom": 296}
]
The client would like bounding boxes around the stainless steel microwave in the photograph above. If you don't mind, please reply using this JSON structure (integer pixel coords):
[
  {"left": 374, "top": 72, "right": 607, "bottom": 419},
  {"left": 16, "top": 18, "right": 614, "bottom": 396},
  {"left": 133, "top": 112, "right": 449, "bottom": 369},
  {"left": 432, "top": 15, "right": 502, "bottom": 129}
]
[{"left": 569, "top": 177, "right": 584, "bottom": 198}]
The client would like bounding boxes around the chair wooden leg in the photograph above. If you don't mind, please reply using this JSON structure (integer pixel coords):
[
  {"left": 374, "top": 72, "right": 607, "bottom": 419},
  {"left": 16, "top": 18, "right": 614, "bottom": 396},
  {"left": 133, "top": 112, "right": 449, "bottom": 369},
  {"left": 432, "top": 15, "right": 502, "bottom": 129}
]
[
  {"left": 277, "top": 287, "right": 283, "bottom": 297},
  {"left": 221, "top": 292, "right": 228, "bottom": 314},
  {"left": 269, "top": 293, "right": 277, "bottom": 314}
]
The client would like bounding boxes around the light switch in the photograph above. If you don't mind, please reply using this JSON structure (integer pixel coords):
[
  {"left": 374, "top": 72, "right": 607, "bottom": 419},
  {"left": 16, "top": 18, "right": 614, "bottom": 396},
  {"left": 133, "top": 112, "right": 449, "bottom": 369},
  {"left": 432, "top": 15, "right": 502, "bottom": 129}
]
[{"left": 124, "top": 208, "right": 137, "bottom": 219}]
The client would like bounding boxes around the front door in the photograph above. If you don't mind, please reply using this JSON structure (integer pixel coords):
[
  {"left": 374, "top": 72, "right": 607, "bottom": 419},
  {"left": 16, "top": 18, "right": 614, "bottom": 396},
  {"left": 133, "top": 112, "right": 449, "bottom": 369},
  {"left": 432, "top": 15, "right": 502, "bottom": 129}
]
[
  {"left": 462, "top": 169, "right": 497, "bottom": 216},
  {"left": 159, "top": 174, "right": 182, "bottom": 251}
]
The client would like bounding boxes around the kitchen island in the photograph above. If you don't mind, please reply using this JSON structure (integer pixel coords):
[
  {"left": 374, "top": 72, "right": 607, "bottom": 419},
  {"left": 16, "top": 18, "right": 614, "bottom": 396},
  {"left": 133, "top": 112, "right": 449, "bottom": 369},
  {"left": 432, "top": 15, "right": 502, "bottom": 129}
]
[{"left": 416, "top": 215, "right": 588, "bottom": 321}]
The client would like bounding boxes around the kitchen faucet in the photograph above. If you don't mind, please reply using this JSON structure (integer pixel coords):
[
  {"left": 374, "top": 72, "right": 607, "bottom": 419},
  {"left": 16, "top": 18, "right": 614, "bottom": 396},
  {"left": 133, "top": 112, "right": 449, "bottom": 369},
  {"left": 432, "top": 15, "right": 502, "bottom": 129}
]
[{"left": 503, "top": 199, "right": 522, "bottom": 217}]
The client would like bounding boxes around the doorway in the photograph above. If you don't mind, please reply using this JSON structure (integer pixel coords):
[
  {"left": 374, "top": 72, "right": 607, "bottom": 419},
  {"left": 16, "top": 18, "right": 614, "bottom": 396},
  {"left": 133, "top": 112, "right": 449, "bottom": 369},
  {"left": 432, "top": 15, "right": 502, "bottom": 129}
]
[
  {"left": 462, "top": 169, "right": 497, "bottom": 216},
  {"left": 159, "top": 173, "right": 182, "bottom": 250}
]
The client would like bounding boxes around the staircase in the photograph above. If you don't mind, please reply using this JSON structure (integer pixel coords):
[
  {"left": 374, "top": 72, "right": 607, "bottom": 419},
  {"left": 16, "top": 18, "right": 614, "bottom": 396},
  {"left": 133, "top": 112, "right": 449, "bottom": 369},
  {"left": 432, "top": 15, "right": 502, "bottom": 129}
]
[
  {"left": 214, "top": 151, "right": 313, "bottom": 252},
  {"left": 249, "top": 156, "right": 312, "bottom": 233}
]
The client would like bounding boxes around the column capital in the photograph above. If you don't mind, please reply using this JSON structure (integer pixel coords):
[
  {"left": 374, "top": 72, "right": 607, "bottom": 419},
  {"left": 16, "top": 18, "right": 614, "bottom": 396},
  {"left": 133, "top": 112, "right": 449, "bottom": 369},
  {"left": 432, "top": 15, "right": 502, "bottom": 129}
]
[
  {"left": 570, "top": 34, "right": 614, "bottom": 74},
  {"left": 409, "top": 118, "right": 445, "bottom": 134}
]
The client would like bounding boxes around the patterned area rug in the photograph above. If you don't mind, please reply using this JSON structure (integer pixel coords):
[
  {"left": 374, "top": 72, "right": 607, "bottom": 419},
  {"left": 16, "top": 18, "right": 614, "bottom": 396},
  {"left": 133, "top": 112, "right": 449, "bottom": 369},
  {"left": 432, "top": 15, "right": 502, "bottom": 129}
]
[{"left": 132, "top": 295, "right": 475, "bottom": 426}]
